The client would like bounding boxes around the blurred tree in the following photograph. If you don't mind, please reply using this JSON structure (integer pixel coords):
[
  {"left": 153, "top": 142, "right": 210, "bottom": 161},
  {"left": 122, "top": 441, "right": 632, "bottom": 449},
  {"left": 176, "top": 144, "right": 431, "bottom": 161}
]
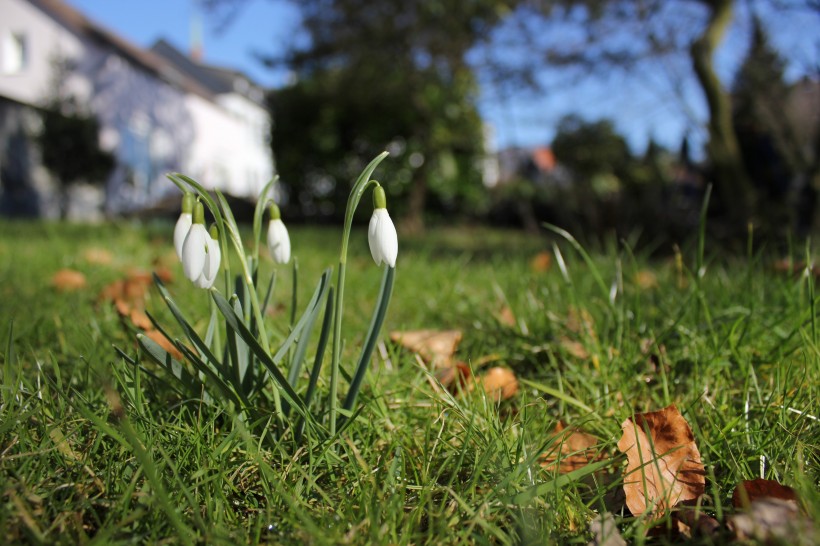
[
  {"left": 732, "top": 16, "right": 819, "bottom": 232},
  {"left": 260, "top": 0, "right": 520, "bottom": 230},
  {"left": 552, "top": 115, "right": 631, "bottom": 180},
  {"left": 37, "top": 96, "right": 114, "bottom": 219},
  {"left": 482, "top": 0, "right": 818, "bottom": 232}
]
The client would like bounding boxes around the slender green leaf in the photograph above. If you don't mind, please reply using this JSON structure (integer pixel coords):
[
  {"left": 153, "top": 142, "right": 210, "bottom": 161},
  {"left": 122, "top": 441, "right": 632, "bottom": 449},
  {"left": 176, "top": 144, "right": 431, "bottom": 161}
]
[{"left": 342, "top": 266, "right": 395, "bottom": 412}]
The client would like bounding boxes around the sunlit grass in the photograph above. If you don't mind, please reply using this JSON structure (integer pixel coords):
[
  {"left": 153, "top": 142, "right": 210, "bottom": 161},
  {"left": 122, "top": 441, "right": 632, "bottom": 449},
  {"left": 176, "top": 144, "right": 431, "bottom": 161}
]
[{"left": 0, "top": 219, "right": 817, "bottom": 544}]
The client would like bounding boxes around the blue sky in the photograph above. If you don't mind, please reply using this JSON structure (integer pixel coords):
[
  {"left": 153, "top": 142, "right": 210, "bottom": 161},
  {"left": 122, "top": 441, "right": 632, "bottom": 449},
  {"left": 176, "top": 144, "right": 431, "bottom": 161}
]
[{"left": 70, "top": 0, "right": 818, "bottom": 156}]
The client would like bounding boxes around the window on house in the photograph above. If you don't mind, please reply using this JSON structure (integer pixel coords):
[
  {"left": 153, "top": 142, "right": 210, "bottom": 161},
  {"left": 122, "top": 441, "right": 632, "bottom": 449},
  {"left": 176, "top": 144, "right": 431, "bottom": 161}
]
[{"left": 2, "top": 32, "right": 28, "bottom": 74}]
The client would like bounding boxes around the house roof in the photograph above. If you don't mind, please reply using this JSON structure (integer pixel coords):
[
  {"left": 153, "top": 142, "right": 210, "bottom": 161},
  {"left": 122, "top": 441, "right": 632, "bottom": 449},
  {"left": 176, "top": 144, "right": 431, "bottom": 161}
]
[
  {"left": 151, "top": 39, "right": 266, "bottom": 106},
  {"left": 28, "top": 0, "right": 215, "bottom": 100}
]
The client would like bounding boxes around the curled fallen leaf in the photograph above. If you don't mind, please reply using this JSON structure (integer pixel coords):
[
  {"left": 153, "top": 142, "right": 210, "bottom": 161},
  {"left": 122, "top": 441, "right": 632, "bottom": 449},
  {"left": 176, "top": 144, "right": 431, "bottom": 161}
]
[
  {"left": 732, "top": 478, "right": 798, "bottom": 508},
  {"left": 477, "top": 366, "right": 518, "bottom": 401},
  {"left": 530, "top": 251, "right": 552, "bottom": 273},
  {"left": 560, "top": 338, "right": 590, "bottom": 360},
  {"left": 434, "top": 361, "right": 472, "bottom": 392},
  {"left": 51, "top": 269, "right": 87, "bottom": 291},
  {"left": 390, "top": 329, "right": 462, "bottom": 369},
  {"left": 634, "top": 270, "right": 658, "bottom": 290},
  {"left": 617, "top": 405, "right": 705, "bottom": 520},
  {"left": 729, "top": 498, "right": 817, "bottom": 545},
  {"left": 82, "top": 247, "right": 114, "bottom": 265},
  {"left": 114, "top": 298, "right": 131, "bottom": 317},
  {"left": 541, "top": 421, "right": 601, "bottom": 473},
  {"left": 153, "top": 266, "right": 174, "bottom": 283},
  {"left": 142, "top": 329, "right": 183, "bottom": 360},
  {"left": 129, "top": 309, "right": 153, "bottom": 331},
  {"left": 588, "top": 512, "right": 626, "bottom": 546},
  {"left": 496, "top": 305, "right": 516, "bottom": 327}
]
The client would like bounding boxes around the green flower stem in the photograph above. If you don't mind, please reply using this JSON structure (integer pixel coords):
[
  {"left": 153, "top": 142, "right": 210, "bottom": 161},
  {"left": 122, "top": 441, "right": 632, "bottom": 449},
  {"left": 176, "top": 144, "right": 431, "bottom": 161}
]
[{"left": 329, "top": 151, "right": 389, "bottom": 435}]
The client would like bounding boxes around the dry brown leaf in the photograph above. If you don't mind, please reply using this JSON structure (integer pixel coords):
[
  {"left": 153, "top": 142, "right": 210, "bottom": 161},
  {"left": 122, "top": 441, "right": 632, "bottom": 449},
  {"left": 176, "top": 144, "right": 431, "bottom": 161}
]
[
  {"left": 434, "top": 361, "right": 472, "bottom": 392},
  {"left": 142, "top": 329, "right": 183, "bottom": 360},
  {"left": 732, "top": 478, "right": 798, "bottom": 508},
  {"left": 129, "top": 309, "right": 153, "bottom": 331},
  {"left": 114, "top": 298, "right": 131, "bottom": 317},
  {"left": 153, "top": 266, "right": 174, "bottom": 284},
  {"left": 541, "top": 421, "right": 600, "bottom": 473},
  {"left": 566, "top": 306, "right": 596, "bottom": 337},
  {"left": 496, "top": 305, "right": 516, "bottom": 327},
  {"left": 617, "top": 405, "right": 705, "bottom": 520},
  {"left": 588, "top": 512, "right": 626, "bottom": 546},
  {"left": 390, "top": 329, "right": 462, "bottom": 369},
  {"left": 560, "top": 338, "right": 590, "bottom": 360},
  {"left": 530, "top": 251, "right": 552, "bottom": 273},
  {"left": 99, "top": 272, "right": 151, "bottom": 309},
  {"left": 51, "top": 269, "right": 87, "bottom": 291},
  {"left": 634, "top": 270, "right": 659, "bottom": 290},
  {"left": 82, "top": 247, "right": 114, "bottom": 265},
  {"left": 729, "top": 498, "right": 817, "bottom": 545},
  {"left": 478, "top": 366, "right": 518, "bottom": 401},
  {"left": 773, "top": 258, "right": 820, "bottom": 278}
]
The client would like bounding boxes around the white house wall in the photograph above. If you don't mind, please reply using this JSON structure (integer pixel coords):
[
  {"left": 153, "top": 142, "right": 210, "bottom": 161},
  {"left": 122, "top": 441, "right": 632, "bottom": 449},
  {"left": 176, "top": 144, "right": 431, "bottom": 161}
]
[
  {"left": 186, "top": 92, "right": 273, "bottom": 199},
  {"left": 86, "top": 48, "right": 195, "bottom": 212},
  {"left": 0, "top": 0, "right": 86, "bottom": 104},
  {"left": 0, "top": 0, "right": 274, "bottom": 214}
]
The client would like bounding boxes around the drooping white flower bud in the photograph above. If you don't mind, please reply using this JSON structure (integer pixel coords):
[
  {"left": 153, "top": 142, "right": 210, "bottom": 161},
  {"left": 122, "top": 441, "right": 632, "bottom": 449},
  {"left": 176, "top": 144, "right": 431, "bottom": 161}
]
[
  {"left": 173, "top": 193, "right": 194, "bottom": 259},
  {"left": 182, "top": 201, "right": 209, "bottom": 283},
  {"left": 193, "top": 225, "right": 221, "bottom": 289},
  {"left": 368, "top": 184, "right": 397, "bottom": 268},
  {"left": 267, "top": 203, "right": 291, "bottom": 264}
]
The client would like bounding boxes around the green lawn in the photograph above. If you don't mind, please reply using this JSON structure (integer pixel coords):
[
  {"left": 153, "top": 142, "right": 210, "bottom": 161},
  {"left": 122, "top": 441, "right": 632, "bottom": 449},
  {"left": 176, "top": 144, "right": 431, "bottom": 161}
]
[{"left": 0, "top": 219, "right": 817, "bottom": 544}]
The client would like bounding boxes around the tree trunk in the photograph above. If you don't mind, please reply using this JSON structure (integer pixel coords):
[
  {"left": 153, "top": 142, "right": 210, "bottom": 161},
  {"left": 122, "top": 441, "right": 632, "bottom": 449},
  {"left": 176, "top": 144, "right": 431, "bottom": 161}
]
[
  {"left": 59, "top": 183, "right": 70, "bottom": 220},
  {"left": 691, "top": 0, "right": 752, "bottom": 229},
  {"left": 402, "top": 166, "right": 427, "bottom": 234}
]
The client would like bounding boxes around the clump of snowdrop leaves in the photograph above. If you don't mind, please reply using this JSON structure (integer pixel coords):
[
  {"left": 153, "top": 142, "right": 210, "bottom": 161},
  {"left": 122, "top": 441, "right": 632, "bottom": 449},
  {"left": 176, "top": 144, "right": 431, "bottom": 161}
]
[
  {"left": 120, "top": 152, "right": 395, "bottom": 454},
  {"left": 267, "top": 203, "right": 291, "bottom": 264},
  {"left": 368, "top": 184, "right": 397, "bottom": 268}
]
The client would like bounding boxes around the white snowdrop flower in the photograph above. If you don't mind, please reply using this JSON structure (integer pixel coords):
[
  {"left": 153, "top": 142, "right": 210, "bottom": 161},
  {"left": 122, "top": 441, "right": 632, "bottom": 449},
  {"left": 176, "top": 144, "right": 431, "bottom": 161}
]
[
  {"left": 181, "top": 201, "right": 211, "bottom": 285},
  {"left": 267, "top": 203, "right": 291, "bottom": 264},
  {"left": 193, "top": 225, "right": 221, "bottom": 289},
  {"left": 368, "top": 184, "right": 397, "bottom": 268},
  {"left": 173, "top": 193, "right": 194, "bottom": 259}
]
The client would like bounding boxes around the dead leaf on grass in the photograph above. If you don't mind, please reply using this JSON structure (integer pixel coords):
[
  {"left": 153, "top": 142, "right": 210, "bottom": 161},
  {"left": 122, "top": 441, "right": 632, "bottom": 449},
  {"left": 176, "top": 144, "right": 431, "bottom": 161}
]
[
  {"left": 566, "top": 306, "right": 596, "bottom": 338},
  {"left": 617, "top": 405, "right": 705, "bottom": 520},
  {"left": 729, "top": 498, "right": 817, "bottom": 545},
  {"left": 560, "top": 338, "right": 590, "bottom": 360},
  {"left": 390, "top": 329, "right": 462, "bottom": 369},
  {"left": 588, "top": 512, "right": 626, "bottom": 546},
  {"left": 634, "top": 270, "right": 659, "bottom": 290},
  {"left": 434, "top": 361, "right": 472, "bottom": 392},
  {"left": 530, "top": 251, "right": 552, "bottom": 273},
  {"left": 129, "top": 309, "right": 153, "bottom": 331},
  {"left": 143, "top": 329, "right": 183, "bottom": 360},
  {"left": 82, "top": 247, "right": 114, "bottom": 265},
  {"left": 541, "top": 421, "right": 601, "bottom": 473},
  {"left": 51, "top": 269, "right": 87, "bottom": 291},
  {"left": 732, "top": 478, "right": 798, "bottom": 508},
  {"left": 496, "top": 305, "right": 517, "bottom": 327},
  {"left": 477, "top": 366, "right": 518, "bottom": 401}
]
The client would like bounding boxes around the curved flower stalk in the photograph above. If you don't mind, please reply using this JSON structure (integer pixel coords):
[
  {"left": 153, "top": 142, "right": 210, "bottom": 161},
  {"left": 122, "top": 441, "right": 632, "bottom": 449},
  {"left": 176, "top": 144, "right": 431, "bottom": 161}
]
[
  {"left": 173, "top": 193, "right": 194, "bottom": 259},
  {"left": 267, "top": 203, "right": 291, "bottom": 264},
  {"left": 329, "top": 152, "right": 390, "bottom": 434},
  {"left": 368, "top": 185, "right": 398, "bottom": 268},
  {"left": 182, "top": 202, "right": 221, "bottom": 289}
]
